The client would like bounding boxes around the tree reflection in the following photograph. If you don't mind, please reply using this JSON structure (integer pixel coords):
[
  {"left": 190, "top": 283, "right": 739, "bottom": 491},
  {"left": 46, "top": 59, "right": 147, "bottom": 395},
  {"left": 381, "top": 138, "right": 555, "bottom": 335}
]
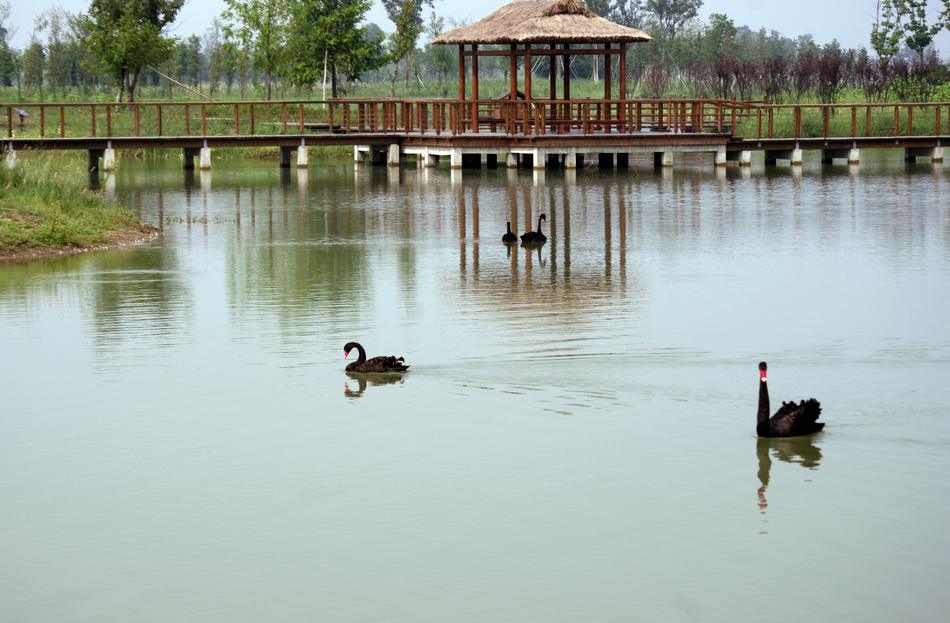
[{"left": 756, "top": 437, "right": 823, "bottom": 512}]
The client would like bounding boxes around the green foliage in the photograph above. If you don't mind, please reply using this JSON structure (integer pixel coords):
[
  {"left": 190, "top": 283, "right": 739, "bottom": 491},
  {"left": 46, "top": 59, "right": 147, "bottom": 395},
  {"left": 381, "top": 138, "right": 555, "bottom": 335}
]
[
  {"left": 80, "top": 0, "right": 184, "bottom": 102},
  {"left": 223, "top": 0, "right": 289, "bottom": 99},
  {"left": 284, "top": 0, "right": 384, "bottom": 97},
  {"left": 0, "top": 157, "right": 150, "bottom": 253}
]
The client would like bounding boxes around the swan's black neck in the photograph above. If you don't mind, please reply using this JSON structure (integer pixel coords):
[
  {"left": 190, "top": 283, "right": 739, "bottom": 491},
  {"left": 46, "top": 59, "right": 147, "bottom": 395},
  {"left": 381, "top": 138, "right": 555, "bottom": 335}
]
[
  {"left": 352, "top": 343, "right": 367, "bottom": 365},
  {"left": 758, "top": 378, "right": 770, "bottom": 435},
  {"left": 536, "top": 216, "right": 544, "bottom": 235},
  {"left": 506, "top": 222, "right": 513, "bottom": 234}
]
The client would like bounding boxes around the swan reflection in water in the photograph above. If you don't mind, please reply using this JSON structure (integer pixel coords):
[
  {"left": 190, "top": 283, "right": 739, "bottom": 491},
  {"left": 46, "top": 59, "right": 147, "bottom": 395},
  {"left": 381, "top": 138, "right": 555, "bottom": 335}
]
[
  {"left": 756, "top": 437, "right": 823, "bottom": 512},
  {"left": 343, "top": 373, "right": 405, "bottom": 399}
]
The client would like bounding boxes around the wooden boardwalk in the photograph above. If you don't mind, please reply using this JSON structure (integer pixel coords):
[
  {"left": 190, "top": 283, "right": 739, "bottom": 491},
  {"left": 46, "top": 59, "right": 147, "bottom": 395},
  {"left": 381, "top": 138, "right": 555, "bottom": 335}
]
[{"left": 3, "top": 98, "right": 947, "bottom": 172}]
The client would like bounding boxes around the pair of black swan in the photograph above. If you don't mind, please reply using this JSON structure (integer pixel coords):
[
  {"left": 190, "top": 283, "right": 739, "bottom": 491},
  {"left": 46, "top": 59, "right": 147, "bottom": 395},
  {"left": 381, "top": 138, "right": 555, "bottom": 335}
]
[
  {"left": 503, "top": 215, "right": 547, "bottom": 245},
  {"left": 757, "top": 362, "right": 824, "bottom": 437},
  {"left": 343, "top": 342, "right": 410, "bottom": 374}
]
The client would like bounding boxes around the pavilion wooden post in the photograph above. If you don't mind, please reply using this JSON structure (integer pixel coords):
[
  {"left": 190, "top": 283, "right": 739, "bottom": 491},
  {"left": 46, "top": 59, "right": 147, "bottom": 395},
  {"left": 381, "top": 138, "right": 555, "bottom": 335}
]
[
  {"left": 619, "top": 42, "right": 627, "bottom": 131},
  {"left": 472, "top": 44, "right": 479, "bottom": 133},
  {"left": 563, "top": 44, "right": 571, "bottom": 100},
  {"left": 458, "top": 45, "right": 466, "bottom": 102},
  {"left": 525, "top": 44, "right": 532, "bottom": 134},
  {"left": 549, "top": 43, "right": 557, "bottom": 100},
  {"left": 604, "top": 43, "right": 612, "bottom": 101},
  {"left": 510, "top": 44, "right": 518, "bottom": 100}
]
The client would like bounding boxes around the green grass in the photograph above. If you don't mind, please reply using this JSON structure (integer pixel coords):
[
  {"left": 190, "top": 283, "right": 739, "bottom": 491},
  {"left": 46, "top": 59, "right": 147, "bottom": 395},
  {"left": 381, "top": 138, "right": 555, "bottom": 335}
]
[{"left": 0, "top": 156, "right": 155, "bottom": 258}]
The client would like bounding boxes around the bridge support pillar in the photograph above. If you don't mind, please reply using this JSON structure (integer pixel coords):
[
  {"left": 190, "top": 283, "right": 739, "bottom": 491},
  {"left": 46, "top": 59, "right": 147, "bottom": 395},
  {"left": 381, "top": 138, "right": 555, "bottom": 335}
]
[
  {"left": 533, "top": 149, "right": 547, "bottom": 170},
  {"left": 765, "top": 149, "right": 803, "bottom": 166},
  {"left": 199, "top": 147, "right": 212, "bottom": 170},
  {"left": 450, "top": 148, "right": 463, "bottom": 169},
  {"left": 87, "top": 149, "right": 104, "bottom": 173},
  {"left": 506, "top": 152, "right": 518, "bottom": 169},
  {"left": 564, "top": 151, "right": 578, "bottom": 170},
  {"left": 183, "top": 148, "right": 200, "bottom": 170},
  {"left": 654, "top": 151, "right": 673, "bottom": 168},
  {"left": 279, "top": 146, "right": 292, "bottom": 168},
  {"left": 726, "top": 150, "right": 753, "bottom": 166},
  {"left": 849, "top": 149, "right": 860, "bottom": 164},
  {"left": 4, "top": 145, "right": 15, "bottom": 169},
  {"left": 353, "top": 145, "right": 366, "bottom": 165},
  {"left": 103, "top": 148, "right": 116, "bottom": 172},
  {"left": 387, "top": 144, "right": 400, "bottom": 167},
  {"left": 297, "top": 145, "right": 309, "bottom": 168},
  {"left": 908, "top": 146, "right": 944, "bottom": 163},
  {"left": 425, "top": 151, "right": 438, "bottom": 168},
  {"left": 715, "top": 147, "right": 728, "bottom": 167},
  {"left": 791, "top": 148, "right": 803, "bottom": 166}
]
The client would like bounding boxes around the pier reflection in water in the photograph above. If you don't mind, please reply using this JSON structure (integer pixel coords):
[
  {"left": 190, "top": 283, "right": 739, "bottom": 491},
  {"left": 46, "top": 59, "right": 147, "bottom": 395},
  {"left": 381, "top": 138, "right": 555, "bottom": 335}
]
[{"left": 1, "top": 154, "right": 949, "bottom": 623}]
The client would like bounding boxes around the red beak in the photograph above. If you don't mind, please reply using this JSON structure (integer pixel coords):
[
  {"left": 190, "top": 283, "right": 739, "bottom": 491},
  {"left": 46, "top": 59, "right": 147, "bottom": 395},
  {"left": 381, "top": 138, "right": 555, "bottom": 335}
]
[
  {"left": 760, "top": 370, "right": 768, "bottom": 381},
  {"left": 344, "top": 350, "right": 349, "bottom": 360}
]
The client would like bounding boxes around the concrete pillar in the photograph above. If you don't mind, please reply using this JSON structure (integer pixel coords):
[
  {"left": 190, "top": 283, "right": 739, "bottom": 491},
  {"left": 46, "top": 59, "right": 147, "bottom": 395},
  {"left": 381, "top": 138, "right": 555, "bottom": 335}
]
[
  {"left": 4, "top": 146, "right": 16, "bottom": 169},
  {"left": 933, "top": 147, "right": 944, "bottom": 163},
  {"left": 564, "top": 151, "right": 578, "bottom": 170},
  {"left": 450, "top": 148, "right": 463, "bottom": 169},
  {"left": 791, "top": 148, "right": 803, "bottom": 166},
  {"left": 533, "top": 149, "right": 547, "bottom": 170},
  {"left": 740, "top": 151, "right": 753, "bottom": 167},
  {"left": 506, "top": 152, "right": 518, "bottom": 169},
  {"left": 296, "top": 145, "right": 309, "bottom": 168},
  {"left": 353, "top": 145, "right": 365, "bottom": 165},
  {"left": 199, "top": 147, "right": 212, "bottom": 170},
  {"left": 387, "top": 144, "right": 400, "bottom": 167},
  {"left": 103, "top": 148, "right": 116, "bottom": 172},
  {"left": 425, "top": 152, "right": 438, "bottom": 168},
  {"left": 654, "top": 151, "right": 673, "bottom": 168},
  {"left": 848, "top": 149, "right": 860, "bottom": 165},
  {"left": 715, "top": 147, "right": 728, "bottom": 167},
  {"left": 87, "top": 149, "right": 104, "bottom": 173}
]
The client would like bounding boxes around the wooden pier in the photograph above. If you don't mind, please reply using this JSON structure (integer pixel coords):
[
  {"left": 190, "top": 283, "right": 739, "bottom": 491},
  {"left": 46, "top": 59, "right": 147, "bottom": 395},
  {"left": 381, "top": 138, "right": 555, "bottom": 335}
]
[{"left": 3, "top": 98, "right": 947, "bottom": 175}]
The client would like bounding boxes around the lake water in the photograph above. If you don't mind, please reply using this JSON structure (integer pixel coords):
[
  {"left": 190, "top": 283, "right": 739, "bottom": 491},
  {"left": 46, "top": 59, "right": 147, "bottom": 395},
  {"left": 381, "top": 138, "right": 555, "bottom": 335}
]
[{"left": 2, "top": 154, "right": 949, "bottom": 622}]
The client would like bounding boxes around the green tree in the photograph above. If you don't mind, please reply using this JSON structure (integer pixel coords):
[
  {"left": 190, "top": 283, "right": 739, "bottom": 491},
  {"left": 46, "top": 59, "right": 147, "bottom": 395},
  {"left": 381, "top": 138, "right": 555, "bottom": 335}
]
[
  {"left": 387, "top": 0, "right": 423, "bottom": 94},
  {"left": 0, "top": 1, "right": 17, "bottom": 88},
  {"left": 893, "top": 0, "right": 950, "bottom": 59},
  {"left": 645, "top": 0, "right": 703, "bottom": 39},
  {"left": 285, "top": 0, "right": 384, "bottom": 98},
  {"left": 80, "top": 0, "right": 184, "bottom": 102},
  {"left": 205, "top": 18, "right": 225, "bottom": 96},
  {"left": 223, "top": 0, "right": 289, "bottom": 99},
  {"left": 422, "top": 11, "right": 453, "bottom": 95},
  {"left": 21, "top": 40, "right": 45, "bottom": 97}
]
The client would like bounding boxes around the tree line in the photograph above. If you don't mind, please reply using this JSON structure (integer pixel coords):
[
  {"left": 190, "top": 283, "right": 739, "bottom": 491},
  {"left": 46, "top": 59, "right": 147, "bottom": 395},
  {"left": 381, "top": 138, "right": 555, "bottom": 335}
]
[{"left": 0, "top": 0, "right": 947, "bottom": 103}]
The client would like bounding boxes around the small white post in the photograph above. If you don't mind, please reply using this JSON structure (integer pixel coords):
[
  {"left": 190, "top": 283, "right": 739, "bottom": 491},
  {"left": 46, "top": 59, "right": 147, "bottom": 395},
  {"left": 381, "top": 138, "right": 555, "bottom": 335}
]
[
  {"left": 353, "top": 145, "right": 364, "bottom": 165},
  {"left": 532, "top": 148, "right": 546, "bottom": 170},
  {"left": 506, "top": 152, "right": 518, "bottom": 169},
  {"left": 296, "top": 144, "right": 309, "bottom": 169},
  {"left": 564, "top": 151, "right": 578, "bottom": 170},
  {"left": 450, "top": 148, "right": 463, "bottom": 169},
  {"left": 848, "top": 149, "right": 860, "bottom": 165},
  {"left": 791, "top": 148, "right": 803, "bottom": 166},
  {"left": 740, "top": 151, "right": 753, "bottom": 167},
  {"left": 103, "top": 147, "right": 116, "bottom": 172},
  {"left": 199, "top": 147, "right": 212, "bottom": 170},
  {"left": 715, "top": 147, "right": 728, "bottom": 167},
  {"left": 387, "top": 144, "right": 400, "bottom": 167},
  {"left": 933, "top": 147, "right": 944, "bottom": 163}
]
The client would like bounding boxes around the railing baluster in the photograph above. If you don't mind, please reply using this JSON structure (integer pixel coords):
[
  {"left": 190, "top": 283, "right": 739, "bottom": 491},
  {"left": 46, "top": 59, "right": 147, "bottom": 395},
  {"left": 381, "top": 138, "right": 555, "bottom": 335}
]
[
  {"left": 907, "top": 106, "right": 913, "bottom": 136},
  {"left": 201, "top": 105, "right": 208, "bottom": 135},
  {"left": 59, "top": 106, "right": 65, "bottom": 138},
  {"left": 40, "top": 106, "right": 46, "bottom": 137},
  {"left": 91, "top": 105, "right": 97, "bottom": 137},
  {"left": 106, "top": 106, "right": 112, "bottom": 137},
  {"left": 234, "top": 104, "right": 240, "bottom": 135},
  {"left": 866, "top": 105, "right": 872, "bottom": 137},
  {"left": 134, "top": 105, "right": 141, "bottom": 137},
  {"left": 184, "top": 104, "right": 191, "bottom": 135},
  {"left": 157, "top": 105, "right": 163, "bottom": 137},
  {"left": 299, "top": 104, "right": 305, "bottom": 133},
  {"left": 822, "top": 107, "right": 829, "bottom": 139},
  {"left": 893, "top": 106, "right": 900, "bottom": 136},
  {"left": 249, "top": 104, "right": 255, "bottom": 135}
]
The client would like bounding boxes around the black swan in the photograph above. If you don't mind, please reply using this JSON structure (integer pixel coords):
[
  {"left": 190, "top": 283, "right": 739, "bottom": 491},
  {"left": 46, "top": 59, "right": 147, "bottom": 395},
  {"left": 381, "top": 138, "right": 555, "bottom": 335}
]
[
  {"left": 502, "top": 222, "right": 517, "bottom": 244},
  {"left": 521, "top": 214, "right": 547, "bottom": 245},
  {"left": 757, "top": 362, "right": 823, "bottom": 438},
  {"left": 344, "top": 342, "right": 410, "bottom": 373}
]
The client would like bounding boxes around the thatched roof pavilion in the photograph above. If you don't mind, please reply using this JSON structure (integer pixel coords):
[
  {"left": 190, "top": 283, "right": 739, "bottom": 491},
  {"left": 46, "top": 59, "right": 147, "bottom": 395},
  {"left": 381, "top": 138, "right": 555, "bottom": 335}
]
[{"left": 434, "top": 0, "right": 652, "bottom": 106}]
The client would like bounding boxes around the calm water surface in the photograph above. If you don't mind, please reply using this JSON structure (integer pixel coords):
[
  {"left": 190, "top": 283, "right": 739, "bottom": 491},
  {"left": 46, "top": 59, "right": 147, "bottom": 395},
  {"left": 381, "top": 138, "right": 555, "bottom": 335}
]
[{"left": 1, "top": 154, "right": 949, "bottom": 622}]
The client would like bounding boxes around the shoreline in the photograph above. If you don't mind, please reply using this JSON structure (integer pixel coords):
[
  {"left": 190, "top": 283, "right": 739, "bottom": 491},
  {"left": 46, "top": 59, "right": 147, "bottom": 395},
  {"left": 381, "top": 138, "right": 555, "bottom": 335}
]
[{"left": 0, "top": 228, "right": 161, "bottom": 263}]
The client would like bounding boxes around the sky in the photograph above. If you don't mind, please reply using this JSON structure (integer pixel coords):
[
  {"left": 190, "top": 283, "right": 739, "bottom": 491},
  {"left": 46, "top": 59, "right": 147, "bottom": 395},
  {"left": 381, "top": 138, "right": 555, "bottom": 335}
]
[{"left": 4, "top": 0, "right": 949, "bottom": 54}]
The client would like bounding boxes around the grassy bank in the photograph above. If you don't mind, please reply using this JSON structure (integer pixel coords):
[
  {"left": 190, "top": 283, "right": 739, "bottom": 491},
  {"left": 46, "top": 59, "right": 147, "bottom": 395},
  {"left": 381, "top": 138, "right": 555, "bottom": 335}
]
[{"left": 0, "top": 158, "right": 157, "bottom": 261}]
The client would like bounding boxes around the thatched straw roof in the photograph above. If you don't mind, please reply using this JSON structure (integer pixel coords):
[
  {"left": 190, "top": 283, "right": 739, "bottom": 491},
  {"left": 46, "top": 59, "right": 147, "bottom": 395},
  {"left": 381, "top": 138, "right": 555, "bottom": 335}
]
[{"left": 433, "top": 0, "right": 653, "bottom": 45}]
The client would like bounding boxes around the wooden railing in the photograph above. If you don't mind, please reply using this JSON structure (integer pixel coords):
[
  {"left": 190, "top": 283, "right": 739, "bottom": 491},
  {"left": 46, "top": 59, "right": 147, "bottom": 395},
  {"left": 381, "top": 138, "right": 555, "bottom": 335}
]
[{"left": 3, "top": 99, "right": 949, "bottom": 141}]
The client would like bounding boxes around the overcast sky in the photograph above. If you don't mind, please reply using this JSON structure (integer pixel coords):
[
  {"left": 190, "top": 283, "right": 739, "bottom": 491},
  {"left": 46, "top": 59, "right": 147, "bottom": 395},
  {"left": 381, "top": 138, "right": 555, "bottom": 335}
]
[{"left": 5, "top": 0, "right": 949, "bottom": 54}]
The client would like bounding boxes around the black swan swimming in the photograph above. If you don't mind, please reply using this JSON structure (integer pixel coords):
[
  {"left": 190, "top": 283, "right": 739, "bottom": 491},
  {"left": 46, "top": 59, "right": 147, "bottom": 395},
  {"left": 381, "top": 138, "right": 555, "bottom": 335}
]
[
  {"left": 521, "top": 214, "right": 547, "bottom": 245},
  {"left": 757, "top": 362, "right": 823, "bottom": 438},
  {"left": 344, "top": 342, "right": 410, "bottom": 373},
  {"left": 502, "top": 222, "right": 517, "bottom": 244}
]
